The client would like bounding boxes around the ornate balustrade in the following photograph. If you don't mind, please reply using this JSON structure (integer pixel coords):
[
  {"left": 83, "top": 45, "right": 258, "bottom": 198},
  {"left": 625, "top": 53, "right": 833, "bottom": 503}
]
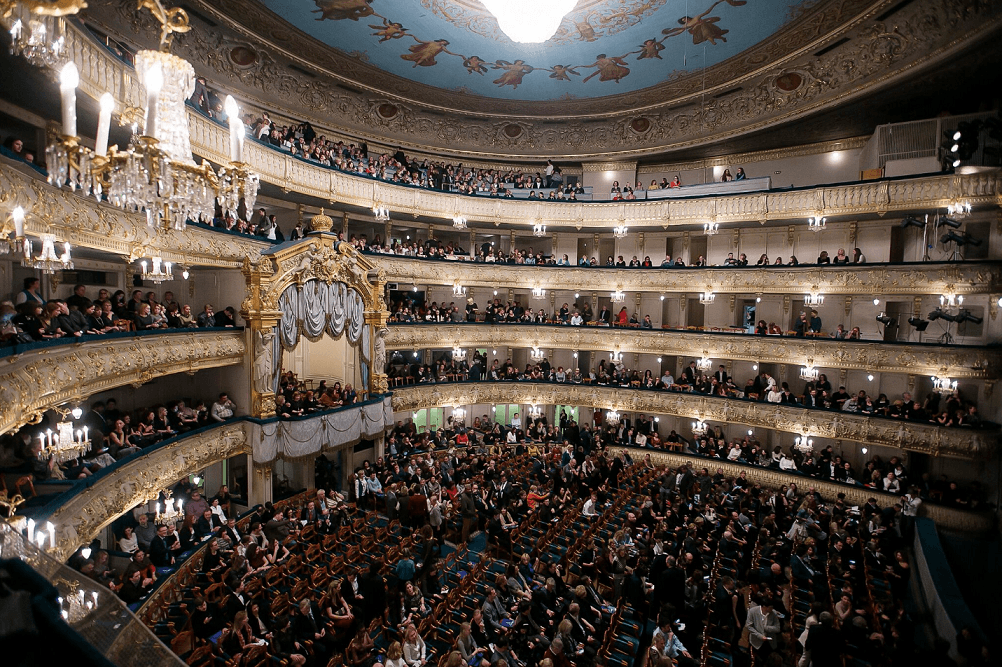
[
  {"left": 0, "top": 329, "right": 246, "bottom": 436},
  {"left": 609, "top": 447, "right": 992, "bottom": 533},
  {"left": 384, "top": 323, "right": 998, "bottom": 379},
  {"left": 33, "top": 397, "right": 393, "bottom": 562},
  {"left": 48, "top": 19, "right": 1002, "bottom": 231},
  {"left": 391, "top": 383, "right": 994, "bottom": 460},
  {"left": 0, "top": 160, "right": 268, "bottom": 267},
  {"left": 367, "top": 255, "right": 1002, "bottom": 296},
  {"left": 188, "top": 109, "right": 1002, "bottom": 229}
]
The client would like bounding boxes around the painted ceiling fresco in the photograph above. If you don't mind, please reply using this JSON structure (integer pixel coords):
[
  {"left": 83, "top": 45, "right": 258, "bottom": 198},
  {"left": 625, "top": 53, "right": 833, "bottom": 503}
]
[{"left": 255, "top": 0, "right": 813, "bottom": 101}]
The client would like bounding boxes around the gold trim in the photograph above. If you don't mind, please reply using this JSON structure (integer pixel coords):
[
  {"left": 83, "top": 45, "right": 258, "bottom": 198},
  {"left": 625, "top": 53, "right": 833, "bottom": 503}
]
[
  {"left": 391, "top": 384, "right": 992, "bottom": 460},
  {"left": 609, "top": 447, "right": 992, "bottom": 532},
  {"left": 384, "top": 324, "right": 996, "bottom": 379},
  {"left": 0, "top": 331, "right": 246, "bottom": 436},
  {"left": 46, "top": 424, "right": 250, "bottom": 561},
  {"left": 369, "top": 255, "right": 1002, "bottom": 296},
  {"left": 582, "top": 162, "right": 639, "bottom": 173}
]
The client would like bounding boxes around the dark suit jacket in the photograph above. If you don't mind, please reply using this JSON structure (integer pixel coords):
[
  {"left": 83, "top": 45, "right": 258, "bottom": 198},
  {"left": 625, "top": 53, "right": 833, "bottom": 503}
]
[{"left": 149, "top": 535, "right": 172, "bottom": 567}]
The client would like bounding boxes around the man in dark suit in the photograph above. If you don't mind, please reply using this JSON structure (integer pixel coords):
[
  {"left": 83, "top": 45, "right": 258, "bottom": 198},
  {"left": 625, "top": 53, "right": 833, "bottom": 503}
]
[
  {"left": 149, "top": 524, "right": 178, "bottom": 567},
  {"left": 597, "top": 306, "right": 611, "bottom": 324},
  {"left": 300, "top": 500, "right": 320, "bottom": 524},
  {"left": 294, "top": 598, "right": 331, "bottom": 660},
  {"left": 655, "top": 556, "right": 686, "bottom": 617},
  {"left": 682, "top": 361, "right": 698, "bottom": 384},
  {"left": 714, "top": 365, "right": 729, "bottom": 385},
  {"left": 195, "top": 509, "right": 223, "bottom": 541}
]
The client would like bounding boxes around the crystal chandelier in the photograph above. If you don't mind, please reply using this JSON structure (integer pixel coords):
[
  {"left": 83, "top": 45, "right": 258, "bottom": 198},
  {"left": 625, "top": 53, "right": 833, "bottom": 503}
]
[
  {"left": 699, "top": 291, "right": 715, "bottom": 305},
  {"left": 22, "top": 233, "right": 72, "bottom": 274},
  {"left": 613, "top": 223, "right": 628, "bottom": 239},
  {"left": 0, "top": 205, "right": 26, "bottom": 255},
  {"left": 946, "top": 201, "right": 971, "bottom": 218},
  {"left": 44, "top": 6, "right": 258, "bottom": 233},
  {"left": 533, "top": 221, "right": 546, "bottom": 237},
  {"left": 696, "top": 356, "right": 712, "bottom": 372},
  {"left": 691, "top": 420, "right": 709, "bottom": 438},
  {"left": 531, "top": 285, "right": 545, "bottom": 299},
  {"left": 703, "top": 221, "right": 719, "bottom": 236},
  {"left": 452, "top": 215, "right": 467, "bottom": 230},
  {"left": 36, "top": 412, "right": 89, "bottom": 465},
  {"left": 530, "top": 347, "right": 545, "bottom": 363},
  {"left": 940, "top": 294, "right": 963, "bottom": 308},
  {"left": 155, "top": 489, "right": 183, "bottom": 526},
  {"left": 605, "top": 410, "right": 621, "bottom": 425},
  {"left": 139, "top": 256, "right": 174, "bottom": 284},
  {"left": 452, "top": 281, "right": 467, "bottom": 297},
  {"left": 610, "top": 349, "right": 623, "bottom": 363},
  {"left": 1, "top": 0, "right": 82, "bottom": 69},
  {"left": 452, "top": 406, "right": 466, "bottom": 422},
  {"left": 528, "top": 404, "right": 542, "bottom": 420},
  {"left": 794, "top": 434, "right": 814, "bottom": 454},
  {"left": 931, "top": 376, "right": 957, "bottom": 395},
  {"left": 610, "top": 289, "right": 625, "bottom": 303},
  {"left": 373, "top": 204, "right": 390, "bottom": 222},
  {"left": 800, "top": 364, "right": 820, "bottom": 382},
  {"left": 808, "top": 216, "right": 826, "bottom": 231},
  {"left": 452, "top": 346, "right": 466, "bottom": 362},
  {"left": 481, "top": 0, "right": 576, "bottom": 43},
  {"left": 805, "top": 292, "right": 825, "bottom": 307}
]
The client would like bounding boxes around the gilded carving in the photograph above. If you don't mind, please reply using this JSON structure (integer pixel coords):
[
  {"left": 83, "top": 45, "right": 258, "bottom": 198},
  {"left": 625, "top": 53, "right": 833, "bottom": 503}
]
[
  {"left": 367, "top": 256, "right": 1002, "bottom": 297},
  {"left": 46, "top": 425, "right": 251, "bottom": 562},
  {"left": 0, "top": 332, "right": 246, "bottom": 437},
  {"left": 384, "top": 324, "right": 994, "bottom": 378},
  {"left": 74, "top": 0, "right": 1002, "bottom": 160},
  {"left": 391, "top": 384, "right": 992, "bottom": 460}
]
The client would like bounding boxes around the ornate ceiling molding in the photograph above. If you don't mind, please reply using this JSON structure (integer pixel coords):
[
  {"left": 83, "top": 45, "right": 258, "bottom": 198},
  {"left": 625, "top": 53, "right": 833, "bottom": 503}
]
[
  {"left": 0, "top": 161, "right": 268, "bottom": 267},
  {"left": 77, "top": 0, "right": 1002, "bottom": 160},
  {"left": 0, "top": 331, "right": 246, "bottom": 436},
  {"left": 45, "top": 424, "right": 251, "bottom": 562},
  {"left": 183, "top": 112, "right": 1002, "bottom": 229},
  {"left": 368, "top": 255, "right": 1002, "bottom": 296},
  {"left": 384, "top": 324, "right": 997, "bottom": 379},
  {"left": 610, "top": 446, "right": 992, "bottom": 532},
  {"left": 391, "top": 383, "right": 993, "bottom": 459}
]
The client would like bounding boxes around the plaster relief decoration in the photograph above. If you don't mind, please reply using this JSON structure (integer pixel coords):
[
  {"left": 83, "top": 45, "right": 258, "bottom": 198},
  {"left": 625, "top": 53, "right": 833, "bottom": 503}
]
[
  {"left": 391, "top": 383, "right": 992, "bottom": 459},
  {"left": 45, "top": 424, "right": 250, "bottom": 562},
  {"left": 77, "top": 0, "right": 1002, "bottom": 159},
  {"left": 251, "top": 396, "right": 393, "bottom": 462},
  {"left": 0, "top": 332, "right": 246, "bottom": 436}
]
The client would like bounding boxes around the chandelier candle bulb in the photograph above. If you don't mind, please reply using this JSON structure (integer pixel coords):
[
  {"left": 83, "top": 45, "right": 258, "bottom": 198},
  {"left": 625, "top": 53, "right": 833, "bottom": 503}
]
[
  {"left": 95, "top": 93, "right": 114, "bottom": 157},
  {"left": 12, "top": 206, "right": 24, "bottom": 237},
  {"left": 59, "top": 62, "right": 78, "bottom": 137},
  {"left": 144, "top": 63, "right": 163, "bottom": 139},
  {"left": 225, "top": 95, "right": 242, "bottom": 162}
]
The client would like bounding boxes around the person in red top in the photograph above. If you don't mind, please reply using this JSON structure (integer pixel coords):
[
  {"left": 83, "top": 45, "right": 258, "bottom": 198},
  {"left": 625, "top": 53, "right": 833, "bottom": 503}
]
[
  {"left": 455, "top": 430, "right": 469, "bottom": 447},
  {"left": 527, "top": 484, "right": 549, "bottom": 511},
  {"left": 617, "top": 308, "right": 629, "bottom": 326}
]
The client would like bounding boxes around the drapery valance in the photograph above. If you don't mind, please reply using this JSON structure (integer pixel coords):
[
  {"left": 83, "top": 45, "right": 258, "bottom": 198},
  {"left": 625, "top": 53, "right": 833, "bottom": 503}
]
[
  {"left": 279, "top": 280, "right": 366, "bottom": 349},
  {"left": 251, "top": 397, "right": 393, "bottom": 463}
]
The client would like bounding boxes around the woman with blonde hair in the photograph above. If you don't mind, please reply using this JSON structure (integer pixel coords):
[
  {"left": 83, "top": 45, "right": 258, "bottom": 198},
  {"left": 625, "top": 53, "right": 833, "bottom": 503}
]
[
  {"left": 385, "top": 641, "right": 406, "bottom": 667},
  {"left": 402, "top": 625, "right": 428, "bottom": 667}
]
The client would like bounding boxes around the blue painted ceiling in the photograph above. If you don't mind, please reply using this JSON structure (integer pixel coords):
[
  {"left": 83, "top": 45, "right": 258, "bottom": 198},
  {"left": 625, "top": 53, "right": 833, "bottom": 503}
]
[{"left": 255, "top": 0, "right": 812, "bottom": 101}]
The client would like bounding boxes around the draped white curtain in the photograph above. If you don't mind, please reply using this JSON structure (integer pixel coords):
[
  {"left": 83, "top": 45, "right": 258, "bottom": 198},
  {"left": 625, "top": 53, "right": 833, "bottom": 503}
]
[
  {"left": 252, "top": 397, "right": 393, "bottom": 463},
  {"left": 278, "top": 280, "right": 367, "bottom": 349}
]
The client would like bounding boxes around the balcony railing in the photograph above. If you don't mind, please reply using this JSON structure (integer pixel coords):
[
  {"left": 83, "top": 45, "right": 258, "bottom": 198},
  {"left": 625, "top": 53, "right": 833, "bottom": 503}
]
[
  {"left": 0, "top": 329, "right": 246, "bottom": 436},
  {"left": 391, "top": 382, "right": 995, "bottom": 460},
  {"left": 367, "top": 254, "right": 1002, "bottom": 296},
  {"left": 384, "top": 322, "right": 998, "bottom": 378}
]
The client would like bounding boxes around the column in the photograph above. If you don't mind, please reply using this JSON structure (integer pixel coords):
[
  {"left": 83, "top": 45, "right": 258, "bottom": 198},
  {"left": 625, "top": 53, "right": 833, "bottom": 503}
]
[{"left": 250, "top": 462, "right": 273, "bottom": 506}]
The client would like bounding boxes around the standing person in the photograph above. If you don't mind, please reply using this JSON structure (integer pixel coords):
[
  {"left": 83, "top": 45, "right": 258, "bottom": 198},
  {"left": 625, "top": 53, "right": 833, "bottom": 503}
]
[
  {"left": 544, "top": 160, "right": 555, "bottom": 188},
  {"left": 15, "top": 277, "right": 44, "bottom": 305},
  {"left": 460, "top": 486, "right": 477, "bottom": 544}
]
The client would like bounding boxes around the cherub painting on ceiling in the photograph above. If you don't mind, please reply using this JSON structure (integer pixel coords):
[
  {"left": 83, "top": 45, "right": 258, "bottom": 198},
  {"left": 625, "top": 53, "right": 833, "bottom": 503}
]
[
  {"left": 312, "top": 0, "right": 752, "bottom": 90},
  {"left": 312, "top": 0, "right": 375, "bottom": 22}
]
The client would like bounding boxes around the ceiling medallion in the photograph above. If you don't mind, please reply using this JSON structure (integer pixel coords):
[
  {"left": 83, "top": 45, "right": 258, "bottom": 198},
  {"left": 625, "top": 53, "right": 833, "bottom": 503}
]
[
  {"left": 630, "top": 118, "right": 651, "bottom": 134},
  {"left": 376, "top": 103, "right": 399, "bottom": 119}
]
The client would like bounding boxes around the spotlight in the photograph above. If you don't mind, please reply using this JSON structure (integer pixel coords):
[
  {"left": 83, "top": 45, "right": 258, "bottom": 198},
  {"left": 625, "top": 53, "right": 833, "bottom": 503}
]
[
  {"left": 941, "top": 231, "right": 981, "bottom": 247},
  {"left": 957, "top": 309, "right": 983, "bottom": 325},
  {"left": 873, "top": 298, "right": 880, "bottom": 306},
  {"left": 900, "top": 216, "right": 924, "bottom": 229},
  {"left": 907, "top": 317, "right": 930, "bottom": 331},
  {"left": 876, "top": 313, "right": 896, "bottom": 326},
  {"left": 952, "top": 158, "right": 961, "bottom": 168},
  {"left": 939, "top": 217, "right": 963, "bottom": 229},
  {"left": 867, "top": 374, "right": 874, "bottom": 382},
  {"left": 952, "top": 130, "right": 961, "bottom": 141}
]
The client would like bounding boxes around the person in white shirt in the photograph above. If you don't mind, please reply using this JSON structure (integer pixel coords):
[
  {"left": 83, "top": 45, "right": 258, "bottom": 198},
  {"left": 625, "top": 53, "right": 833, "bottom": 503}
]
[
  {"left": 582, "top": 493, "right": 600, "bottom": 517},
  {"left": 780, "top": 453, "right": 798, "bottom": 471},
  {"left": 210, "top": 393, "right": 236, "bottom": 422},
  {"left": 635, "top": 432, "right": 647, "bottom": 447},
  {"left": 570, "top": 311, "right": 583, "bottom": 326},
  {"left": 510, "top": 412, "right": 521, "bottom": 430},
  {"left": 882, "top": 472, "right": 901, "bottom": 494}
]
